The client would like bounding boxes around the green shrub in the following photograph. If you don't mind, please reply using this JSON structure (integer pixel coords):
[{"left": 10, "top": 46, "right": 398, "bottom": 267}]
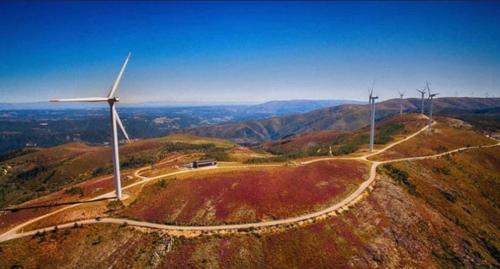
[
  {"left": 122, "top": 155, "right": 156, "bottom": 169},
  {"left": 375, "top": 123, "right": 404, "bottom": 144},
  {"left": 64, "top": 186, "right": 84, "bottom": 196},
  {"left": 384, "top": 164, "right": 416, "bottom": 194},
  {"left": 107, "top": 200, "right": 124, "bottom": 211},
  {"left": 243, "top": 152, "right": 306, "bottom": 164},
  {"left": 332, "top": 143, "right": 359, "bottom": 155},
  {"left": 154, "top": 179, "right": 168, "bottom": 189},
  {"left": 91, "top": 166, "right": 110, "bottom": 177},
  {"left": 161, "top": 142, "right": 216, "bottom": 153},
  {"left": 432, "top": 166, "right": 451, "bottom": 175},
  {"left": 439, "top": 189, "right": 457, "bottom": 203},
  {"left": 203, "top": 150, "right": 230, "bottom": 161}
]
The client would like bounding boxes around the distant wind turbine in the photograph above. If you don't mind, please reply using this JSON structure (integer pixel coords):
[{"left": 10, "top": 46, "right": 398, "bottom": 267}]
[
  {"left": 426, "top": 82, "right": 439, "bottom": 132},
  {"left": 398, "top": 90, "right": 405, "bottom": 116},
  {"left": 50, "top": 53, "right": 132, "bottom": 200},
  {"left": 368, "top": 86, "right": 378, "bottom": 152},
  {"left": 416, "top": 88, "right": 426, "bottom": 114}
]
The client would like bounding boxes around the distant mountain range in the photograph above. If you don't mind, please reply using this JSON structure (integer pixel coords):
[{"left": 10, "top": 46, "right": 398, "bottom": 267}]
[
  {"left": 0, "top": 99, "right": 363, "bottom": 112},
  {"left": 183, "top": 97, "right": 500, "bottom": 145},
  {"left": 0, "top": 99, "right": 363, "bottom": 154}
]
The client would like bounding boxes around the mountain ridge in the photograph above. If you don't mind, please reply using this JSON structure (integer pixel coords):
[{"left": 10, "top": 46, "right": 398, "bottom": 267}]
[{"left": 182, "top": 97, "right": 500, "bottom": 144}]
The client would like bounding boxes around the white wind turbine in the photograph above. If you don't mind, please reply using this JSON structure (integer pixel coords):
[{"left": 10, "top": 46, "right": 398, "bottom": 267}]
[
  {"left": 416, "top": 88, "right": 426, "bottom": 114},
  {"left": 50, "top": 53, "right": 132, "bottom": 200},
  {"left": 398, "top": 90, "right": 405, "bottom": 116},
  {"left": 368, "top": 86, "right": 378, "bottom": 152},
  {"left": 426, "top": 82, "right": 439, "bottom": 131}
]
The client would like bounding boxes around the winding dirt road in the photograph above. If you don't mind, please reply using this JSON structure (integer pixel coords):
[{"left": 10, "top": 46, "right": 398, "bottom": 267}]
[{"left": 1, "top": 122, "right": 498, "bottom": 242}]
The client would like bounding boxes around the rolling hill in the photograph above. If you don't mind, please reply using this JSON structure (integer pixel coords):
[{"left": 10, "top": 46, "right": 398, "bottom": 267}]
[
  {"left": 0, "top": 134, "right": 237, "bottom": 208},
  {"left": 183, "top": 97, "right": 500, "bottom": 145},
  {"left": 0, "top": 99, "right": 362, "bottom": 155},
  {"left": 0, "top": 115, "right": 498, "bottom": 268},
  {"left": 261, "top": 113, "right": 428, "bottom": 156}
]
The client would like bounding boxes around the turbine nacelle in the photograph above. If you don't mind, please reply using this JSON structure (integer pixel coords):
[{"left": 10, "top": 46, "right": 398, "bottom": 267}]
[
  {"left": 108, "top": 97, "right": 120, "bottom": 104},
  {"left": 368, "top": 86, "right": 377, "bottom": 152}
]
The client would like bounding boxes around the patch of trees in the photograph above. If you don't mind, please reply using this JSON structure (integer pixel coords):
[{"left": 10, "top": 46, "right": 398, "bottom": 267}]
[
  {"left": 161, "top": 142, "right": 217, "bottom": 153},
  {"left": 374, "top": 123, "right": 404, "bottom": 144},
  {"left": 383, "top": 164, "right": 416, "bottom": 194},
  {"left": 203, "top": 150, "right": 230, "bottom": 161},
  {"left": 91, "top": 166, "right": 107, "bottom": 177},
  {"left": 161, "top": 142, "right": 231, "bottom": 161},
  {"left": 64, "top": 186, "right": 84, "bottom": 196},
  {"left": 0, "top": 148, "right": 38, "bottom": 162},
  {"left": 16, "top": 166, "right": 48, "bottom": 180},
  {"left": 243, "top": 152, "right": 306, "bottom": 164},
  {"left": 122, "top": 155, "right": 157, "bottom": 169}
]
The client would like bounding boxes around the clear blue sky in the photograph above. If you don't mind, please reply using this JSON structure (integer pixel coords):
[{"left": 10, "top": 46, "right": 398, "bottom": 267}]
[{"left": 1, "top": 1, "right": 499, "bottom": 103}]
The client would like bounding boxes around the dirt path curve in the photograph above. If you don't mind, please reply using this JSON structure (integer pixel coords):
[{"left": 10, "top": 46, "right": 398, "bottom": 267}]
[{"left": 1, "top": 122, "right": 499, "bottom": 242}]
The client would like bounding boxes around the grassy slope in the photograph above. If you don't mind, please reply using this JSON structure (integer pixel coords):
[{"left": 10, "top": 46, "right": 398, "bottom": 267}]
[{"left": 1, "top": 147, "right": 497, "bottom": 268}]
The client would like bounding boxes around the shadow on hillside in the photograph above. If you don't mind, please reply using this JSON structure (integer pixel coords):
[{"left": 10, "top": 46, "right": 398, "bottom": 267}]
[{"left": 0, "top": 197, "right": 115, "bottom": 212}]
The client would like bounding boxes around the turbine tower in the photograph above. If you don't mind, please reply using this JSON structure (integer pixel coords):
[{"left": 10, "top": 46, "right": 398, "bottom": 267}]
[
  {"left": 416, "top": 88, "right": 426, "bottom": 114},
  {"left": 398, "top": 90, "right": 405, "bottom": 116},
  {"left": 426, "top": 83, "right": 439, "bottom": 131},
  {"left": 368, "top": 87, "right": 378, "bottom": 152},
  {"left": 50, "top": 53, "right": 132, "bottom": 200}
]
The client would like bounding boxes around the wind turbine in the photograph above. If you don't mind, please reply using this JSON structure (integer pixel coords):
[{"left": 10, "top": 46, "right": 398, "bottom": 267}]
[
  {"left": 398, "top": 90, "right": 405, "bottom": 116},
  {"left": 368, "top": 86, "right": 378, "bottom": 152},
  {"left": 50, "top": 53, "right": 132, "bottom": 200},
  {"left": 426, "top": 82, "right": 439, "bottom": 131},
  {"left": 416, "top": 88, "right": 426, "bottom": 115}
]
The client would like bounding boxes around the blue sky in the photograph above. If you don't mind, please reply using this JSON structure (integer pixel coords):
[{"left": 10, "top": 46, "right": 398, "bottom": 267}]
[{"left": 1, "top": 1, "right": 499, "bottom": 103}]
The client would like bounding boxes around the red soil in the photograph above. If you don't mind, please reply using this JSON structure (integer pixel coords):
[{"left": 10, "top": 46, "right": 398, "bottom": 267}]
[{"left": 120, "top": 160, "right": 368, "bottom": 225}]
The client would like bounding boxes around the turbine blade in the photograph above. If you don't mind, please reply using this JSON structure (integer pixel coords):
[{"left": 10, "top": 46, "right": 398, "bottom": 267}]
[
  {"left": 113, "top": 107, "right": 130, "bottom": 143},
  {"left": 108, "top": 52, "right": 131, "bottom": 98},
  {"left": 50, "top": 97, "right": 108, "bottom": 102}
]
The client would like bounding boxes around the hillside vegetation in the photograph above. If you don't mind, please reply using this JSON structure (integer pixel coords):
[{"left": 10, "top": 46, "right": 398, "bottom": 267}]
[
  {"left": 0, "top": 134, "right": 235, "bottom": 208},
  {"left": 183, "top": 97, "right": 500, "bottom": 144},
  {"left": 1, "top": 145, "right": 498, "bottom": 268},
  {"left": 261, "top": 113, "right": 427, "bottom": 158},
  {"left": 118, "top": 160, "right": 368, "bottom": 225},
  {"left": 371, "top": 116, "right": 497, "bottom": 161}
]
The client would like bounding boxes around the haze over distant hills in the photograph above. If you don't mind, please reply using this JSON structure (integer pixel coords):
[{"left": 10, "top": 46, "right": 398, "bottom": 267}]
[
  {"left": 1, "top": 97, "right": 498, "bottom": 154},
  {"left": 0, "top": 99, "right": 362, "bottom": 154},
  {"left": 183, "top": 97, "right": 500, "bottom": 144},
  {"left": 0, "top": 99, "right": 363, "bottom": 111}
]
